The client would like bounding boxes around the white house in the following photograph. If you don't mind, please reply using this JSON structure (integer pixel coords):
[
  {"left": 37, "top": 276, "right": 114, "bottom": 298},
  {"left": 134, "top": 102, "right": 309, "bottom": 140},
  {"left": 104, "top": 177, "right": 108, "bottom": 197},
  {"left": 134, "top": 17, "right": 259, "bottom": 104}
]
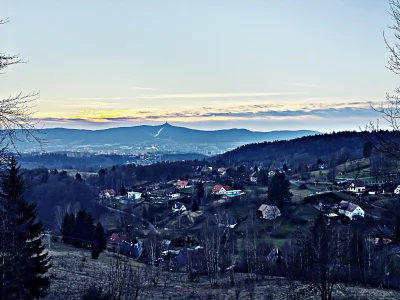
[
  {"left": 338, "top": 200, "right": 365, "bottom": 220},
  {"left": 394, "top": 185, "right": 400, "bottom": 195},
  {"left": 212, "top": 185, "right": 231, "bottom": 194},
  {"left": 127, "top": 191, "right": 142, "bottom": 200},
  {"left": 258, "top": 204, "right": 281, "bottom": 220},
  {"left": 348, "top": 181, "right": 366, "bottom": 194},
  {"left": 250, "top": 172, "right": 258, "bottom": 183},
  {"left": 172, "top": 201, "right": 186, "bottom": 213}
]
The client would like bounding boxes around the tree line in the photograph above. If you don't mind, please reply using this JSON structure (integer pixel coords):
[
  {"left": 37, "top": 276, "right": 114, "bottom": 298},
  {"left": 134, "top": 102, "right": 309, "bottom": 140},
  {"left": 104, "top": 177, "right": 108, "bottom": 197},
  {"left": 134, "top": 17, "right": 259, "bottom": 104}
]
[{"left": 61, "top": 210, "right": 106, "bottom": 259}]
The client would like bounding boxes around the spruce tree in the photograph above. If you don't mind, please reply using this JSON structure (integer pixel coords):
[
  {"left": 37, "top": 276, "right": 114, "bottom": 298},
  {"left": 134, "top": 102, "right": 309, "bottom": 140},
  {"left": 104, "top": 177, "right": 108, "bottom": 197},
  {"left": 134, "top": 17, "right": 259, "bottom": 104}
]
[
  {"left": 93, "top": 222, "right": 106, "bottom": 251},
  {"left": 0, "top": 157, "right": 50, "bottom": 299},
  {"left": 61, "top": 212, "right": 75, "bottom": 244}
]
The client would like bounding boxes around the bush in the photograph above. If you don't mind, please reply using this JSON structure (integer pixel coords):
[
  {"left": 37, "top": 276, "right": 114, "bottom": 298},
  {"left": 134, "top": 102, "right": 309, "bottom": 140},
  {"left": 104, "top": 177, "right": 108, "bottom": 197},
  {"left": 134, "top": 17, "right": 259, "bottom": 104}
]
[
  {"left": 290, "top": 217, "right": 308, "bottom": 225},
  {"left": 91, "top": 246, "right": 100, "bottom": 259},
  {"left": 298, "top": 183, "right": 308, "bottom": 190}
]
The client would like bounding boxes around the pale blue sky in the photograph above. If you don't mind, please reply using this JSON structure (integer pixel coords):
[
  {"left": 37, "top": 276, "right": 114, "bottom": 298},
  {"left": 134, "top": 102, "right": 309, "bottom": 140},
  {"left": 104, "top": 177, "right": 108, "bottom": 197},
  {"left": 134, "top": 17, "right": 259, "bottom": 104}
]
[{"left": 1, "top": 0, "right": 397, "bottom": 132}]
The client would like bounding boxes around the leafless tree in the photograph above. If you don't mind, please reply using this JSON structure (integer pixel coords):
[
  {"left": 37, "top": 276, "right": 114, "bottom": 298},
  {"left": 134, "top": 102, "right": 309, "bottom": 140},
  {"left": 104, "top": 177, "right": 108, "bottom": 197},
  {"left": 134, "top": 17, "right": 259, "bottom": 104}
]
[
  {"left": 201, "top": 215, "right": 223, "bottom": 287},
  {"left": 145, "top": 230, "right": 161, "bottom": 286},
  {"left": 0, "top": 19, "right": 42, "bottom": 153}
]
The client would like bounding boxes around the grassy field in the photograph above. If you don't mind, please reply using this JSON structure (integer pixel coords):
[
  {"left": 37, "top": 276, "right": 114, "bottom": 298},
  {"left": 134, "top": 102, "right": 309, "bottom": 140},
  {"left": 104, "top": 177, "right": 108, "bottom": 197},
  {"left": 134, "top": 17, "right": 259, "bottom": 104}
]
[{"left": 44, "top": 236, "right": 399, "bottom": 300}]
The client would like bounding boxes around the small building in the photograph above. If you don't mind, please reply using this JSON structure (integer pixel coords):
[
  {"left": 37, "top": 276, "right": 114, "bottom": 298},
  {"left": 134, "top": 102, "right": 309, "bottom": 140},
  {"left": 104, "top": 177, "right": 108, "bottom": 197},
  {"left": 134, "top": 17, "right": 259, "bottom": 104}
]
[
  {"left": 212, "top": 185, "right": 231, "bottom": 194},
  {"left": 99, "top": 189, "right": 116, "bottom": 199},
  {"left": 395, "top": 185, "right": 400, "bottom": 195},
  {"left": 338, "top": 200, "right": 365, "bottom": 220},
  {"left": 218, "top": 214, "right": 238, "bottom": 229},
  {"left": 172, "top": 201, "right": 187, "bottom": 213},
  {"left": 127, "top": 191, "right": 142, "bottom": 200},
  {"left": 166, "top": 188, "right": 180, "bottom": 199},
  {"left": 217, "top": 167, "right": 227, "bottom": 174},
  {"left": 348, "top": 181, "right": 366, "bottom": 194},
  {"left": 250, "top": 172, "right": 258, "bottom": 183},
  {"left": 176, "top": 180, "right": 190, "bottom": 189},
  {"left": 221, "top": 190, "right": 245, "bottom": 200},
  {"left": 258, "top": 204, "right": 281, "bottom": 220}
]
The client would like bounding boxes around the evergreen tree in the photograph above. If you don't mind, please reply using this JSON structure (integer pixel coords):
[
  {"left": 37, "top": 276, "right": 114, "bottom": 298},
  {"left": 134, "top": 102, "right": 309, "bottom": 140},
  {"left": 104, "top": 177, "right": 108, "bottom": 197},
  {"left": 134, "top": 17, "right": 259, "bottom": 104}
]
[
  {"left": 61, "top": 212, "right": 75, "bottom": 244},
  {"left": 75, "top": 172, "right": 83, "bottom": 181},
  {"left": 363, "top": 142, "right": 373, "bottom": 159},
  {"left": 268, "top": 172, "right": 292, "bottom": 211},
  {"left": 0, "top": 157, "right": 50, "bottom": 299},
  {"left": 191, "top": 198, "right": 199, "bottom": 212},
  {"left": 73, "top": 210, "right": 95, "bottom": 248},
  {"left": 93, "top": 222, "right": 106, "bottom": 251},
  {"left": 120, "top": 185, "right": 127, "bottom": 196}
]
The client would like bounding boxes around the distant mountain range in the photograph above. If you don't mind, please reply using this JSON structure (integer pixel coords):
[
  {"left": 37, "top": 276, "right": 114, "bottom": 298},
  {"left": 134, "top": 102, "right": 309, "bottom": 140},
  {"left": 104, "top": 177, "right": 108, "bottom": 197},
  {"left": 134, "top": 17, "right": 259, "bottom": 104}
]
[{"left": 16, "top": 123, "right": 320, "bottom": 154}]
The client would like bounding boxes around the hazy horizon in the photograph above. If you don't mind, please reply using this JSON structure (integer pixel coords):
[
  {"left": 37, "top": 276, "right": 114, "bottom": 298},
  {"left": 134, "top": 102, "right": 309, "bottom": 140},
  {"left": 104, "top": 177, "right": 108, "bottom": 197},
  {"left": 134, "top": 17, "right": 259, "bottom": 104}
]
[{"left": 2, "top": 1, "right": 396, "bottom": 132}]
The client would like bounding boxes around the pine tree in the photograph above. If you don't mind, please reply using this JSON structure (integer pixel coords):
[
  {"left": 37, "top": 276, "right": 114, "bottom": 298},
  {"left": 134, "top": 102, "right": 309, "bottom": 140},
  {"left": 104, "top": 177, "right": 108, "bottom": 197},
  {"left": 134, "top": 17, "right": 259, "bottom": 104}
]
[
  {"left": 268, "top": 172, "right": 292, "bottom": 212},
  {"left": 120, "top": 185, "right": 127, "bottom": 196},
  {"left": 0, "top": 156, "right": 50, "bottom": 299},
  {"left": 61, "top": 212, "right": 75, "bottom": 244},
  {"left": 93, "top": 222, "right": 106, "bottom": 251}
]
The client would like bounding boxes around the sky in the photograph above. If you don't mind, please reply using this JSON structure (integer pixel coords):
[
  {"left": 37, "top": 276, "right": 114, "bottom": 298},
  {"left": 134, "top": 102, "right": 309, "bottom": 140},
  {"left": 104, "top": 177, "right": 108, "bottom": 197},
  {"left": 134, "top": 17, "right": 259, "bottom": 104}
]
[{"left": 1, "top": 0, "right": 398, "bottom": 132}]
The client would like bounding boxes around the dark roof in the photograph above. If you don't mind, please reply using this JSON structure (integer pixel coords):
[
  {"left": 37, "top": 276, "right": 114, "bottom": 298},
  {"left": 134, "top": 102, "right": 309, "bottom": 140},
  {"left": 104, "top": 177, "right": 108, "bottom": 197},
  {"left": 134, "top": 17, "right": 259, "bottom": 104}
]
[
  {"left": 340, "top": 201, "right": 359, "bottom": 212},
  {"left": 352, "top": 180, "right": 365, "bottom": 187}
]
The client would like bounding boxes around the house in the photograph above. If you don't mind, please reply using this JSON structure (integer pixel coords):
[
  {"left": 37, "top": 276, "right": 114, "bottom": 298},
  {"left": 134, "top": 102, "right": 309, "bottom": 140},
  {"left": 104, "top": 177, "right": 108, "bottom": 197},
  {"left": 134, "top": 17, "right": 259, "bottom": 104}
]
[
  {"left": 268, "top": 170, "right": 276, "bottom": 177},
  {"left": 258, "top": 204, "right": 281, "bottom": 220},
  {"left": 127, "top": 191, "right": 142, "bottom": 200},
  {"left": 221, "top": 190, "right": 245, "bottom": 200},
  {"left": 108, "top": 240, "right": 143, "bottom": 260},
  {"left": 318, "top": 163, "right": 328, "bottom": 170},
  {"left": 338, "top": 200, "right": 365, "bottom": 220},
  {"left": 218, "top": 214, "right": 238, "bottom": 228},
  {"left": 394, "top": 185, "right": 400, "bottom": 195},
  {"left": 348, "top": 181, "right": 366, "bottom": 193},
  {"left": 217, "top": 168, "right": 227, "bottom": 174},
  {"left": 109, "top": 233, "right": 136, "bottom": 244},
  {"left": 172, "top": 201, "right": 187, "bottom": 213},
  {"left": 176, "top": 180, "right": 190, "bottom": 189},
  {"left": 100, "top": 189, "right": 116, "bottom": 199},
  {"left": 250, "top": 172, "right": 258, "bottom": 183},
  {"left": 212, "top": 185, "right": 231, "bottom": 194},
  {"left": 166, "top": 188, "right": 180, "bottom": 199}
]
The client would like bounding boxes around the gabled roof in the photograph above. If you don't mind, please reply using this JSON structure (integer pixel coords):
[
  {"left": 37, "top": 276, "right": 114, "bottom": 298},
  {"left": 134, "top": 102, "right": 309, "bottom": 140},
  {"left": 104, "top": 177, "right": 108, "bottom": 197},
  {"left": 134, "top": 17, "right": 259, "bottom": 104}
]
[
  {"left": 176, "top": 180, "right": 189, "bottom": 187},
  {"left": 250, "top": 172, "right": 258, "bottom": 177},
  {"left": 102, "top": 189, "right": 116, "bottom": 196},
  {"left": 212, "top": 185, "right": 231, "bottom": 193},
  {"left": 340, "top": 200, "right": 360, "bottom": 212},
  {"left": 351, "top": 180, "right": 366, "bottom": 188},
  {"left": 173, "top": 201, "right": 185, "bottom": 209}
]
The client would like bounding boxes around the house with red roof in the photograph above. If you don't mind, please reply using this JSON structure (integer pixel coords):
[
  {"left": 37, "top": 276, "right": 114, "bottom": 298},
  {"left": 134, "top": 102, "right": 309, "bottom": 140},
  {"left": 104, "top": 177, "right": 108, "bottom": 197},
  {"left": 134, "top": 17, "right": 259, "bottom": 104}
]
[
  {"left": 176, "top": 180, "right": 191, "bottom": 189},
  {"left": 100, "top": 189, "right": 116, "bottom": 199},
  {"left": 212, "top": 185, "right": 231, "bottom": 194}
]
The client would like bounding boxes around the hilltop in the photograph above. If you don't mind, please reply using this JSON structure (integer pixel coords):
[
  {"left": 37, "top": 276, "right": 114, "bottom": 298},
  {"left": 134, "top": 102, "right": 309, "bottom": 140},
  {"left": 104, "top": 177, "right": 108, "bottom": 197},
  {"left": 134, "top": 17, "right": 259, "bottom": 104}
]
[{"left": 11, "top": 123, "right": 319, "bottom": 154}]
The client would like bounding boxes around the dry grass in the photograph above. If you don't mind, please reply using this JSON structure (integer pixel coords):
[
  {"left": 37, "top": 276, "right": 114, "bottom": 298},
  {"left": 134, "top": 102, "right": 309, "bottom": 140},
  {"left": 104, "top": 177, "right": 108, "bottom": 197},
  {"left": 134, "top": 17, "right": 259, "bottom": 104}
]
[{"left": 44, "top": 237, "right": 399, "bottom": 300}]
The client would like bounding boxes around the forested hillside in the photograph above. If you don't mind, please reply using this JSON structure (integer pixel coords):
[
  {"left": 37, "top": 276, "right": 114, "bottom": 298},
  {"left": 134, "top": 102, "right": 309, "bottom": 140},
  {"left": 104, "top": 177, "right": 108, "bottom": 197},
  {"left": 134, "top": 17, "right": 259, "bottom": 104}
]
[{"left": 217, "top": 131, "right": 400, "bottom": 167}]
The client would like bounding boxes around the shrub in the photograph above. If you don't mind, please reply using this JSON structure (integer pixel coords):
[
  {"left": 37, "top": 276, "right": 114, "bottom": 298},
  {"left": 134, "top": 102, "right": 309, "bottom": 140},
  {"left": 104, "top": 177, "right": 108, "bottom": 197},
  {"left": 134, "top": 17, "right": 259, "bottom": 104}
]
[{"left": 290, "top": 217, "right": 308, "bottom": 225}]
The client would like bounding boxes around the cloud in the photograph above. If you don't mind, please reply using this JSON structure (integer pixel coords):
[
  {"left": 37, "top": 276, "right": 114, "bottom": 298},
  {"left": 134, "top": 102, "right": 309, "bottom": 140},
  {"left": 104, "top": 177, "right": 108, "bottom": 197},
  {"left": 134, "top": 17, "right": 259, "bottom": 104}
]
[
  {"left": 286, "top": 82, "right": 317, "bottom": 88},
  {"left": 135, "top": 92, "right": 308, "bottom": 99},
  {"left": 36, "top": 102, "right": 381, "bottom": 126},
  {"left": 131, "top": 86, "right": 155, "bottom": 91}
]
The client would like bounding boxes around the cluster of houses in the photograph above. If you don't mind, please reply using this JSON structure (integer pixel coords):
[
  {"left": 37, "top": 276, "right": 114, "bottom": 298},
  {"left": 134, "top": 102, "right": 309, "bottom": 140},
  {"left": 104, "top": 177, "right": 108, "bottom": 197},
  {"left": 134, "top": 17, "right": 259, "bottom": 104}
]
[
  {"left": 340, "top": 179, "right": 400, "bottom": 196},
  {"left": 318, "top": 199, "right": 365, "bottom": 221}
]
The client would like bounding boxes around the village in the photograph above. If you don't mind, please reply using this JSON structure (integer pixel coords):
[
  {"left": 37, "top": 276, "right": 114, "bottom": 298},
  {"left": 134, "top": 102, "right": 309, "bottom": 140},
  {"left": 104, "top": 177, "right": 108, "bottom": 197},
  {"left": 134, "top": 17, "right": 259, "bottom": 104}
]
[{"left": 92, "top": 161, "right": 400, "bottom": 283}]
